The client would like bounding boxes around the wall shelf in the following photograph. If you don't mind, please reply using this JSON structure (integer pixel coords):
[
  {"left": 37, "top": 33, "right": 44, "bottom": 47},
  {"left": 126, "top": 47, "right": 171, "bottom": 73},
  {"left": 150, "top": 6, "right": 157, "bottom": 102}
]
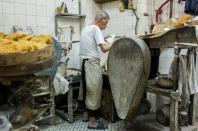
[
  {"left": 94, "top": 0, "right": 117, "bottom": 3},
  {"left": 55, "top": 13, "right": 86, "bottom": 36},
  {"left": 55, "top": 13, "right": 86, "bottom": 19}
]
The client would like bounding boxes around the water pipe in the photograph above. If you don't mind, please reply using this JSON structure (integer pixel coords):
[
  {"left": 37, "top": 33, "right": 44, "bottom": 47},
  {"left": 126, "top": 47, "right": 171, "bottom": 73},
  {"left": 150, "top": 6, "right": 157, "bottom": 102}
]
[{"left": 155, "top": 0, "right": 170, "bottom": 23}]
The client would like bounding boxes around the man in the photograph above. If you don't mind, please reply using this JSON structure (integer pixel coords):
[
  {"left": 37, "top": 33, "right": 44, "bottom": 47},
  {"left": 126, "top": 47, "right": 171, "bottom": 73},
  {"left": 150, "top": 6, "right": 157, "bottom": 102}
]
[{"left": 80, "top": 11, "right": 112, "bottom": 129}]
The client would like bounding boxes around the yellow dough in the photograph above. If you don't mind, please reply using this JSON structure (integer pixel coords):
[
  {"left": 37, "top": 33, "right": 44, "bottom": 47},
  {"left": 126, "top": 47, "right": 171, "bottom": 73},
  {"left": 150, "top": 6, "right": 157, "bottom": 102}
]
[{"left": 0, "top": 33, "right": 51, "bottom": 54}]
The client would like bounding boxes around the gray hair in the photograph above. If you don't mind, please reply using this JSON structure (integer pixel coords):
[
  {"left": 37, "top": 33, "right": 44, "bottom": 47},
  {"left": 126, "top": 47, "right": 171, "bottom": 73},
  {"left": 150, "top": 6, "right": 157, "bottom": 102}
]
[{"left": 95, "top": 11, "right": 110, "bottom": 21}]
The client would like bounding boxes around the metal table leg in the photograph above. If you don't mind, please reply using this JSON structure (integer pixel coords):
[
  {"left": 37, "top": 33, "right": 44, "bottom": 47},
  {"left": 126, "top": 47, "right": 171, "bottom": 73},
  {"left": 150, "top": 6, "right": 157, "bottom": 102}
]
[
  {"left": 68, "top": 86, "right": 73, "bottom": 123},
  {"left": 49, "top": 78, "right": 55, "bottom": 125}
]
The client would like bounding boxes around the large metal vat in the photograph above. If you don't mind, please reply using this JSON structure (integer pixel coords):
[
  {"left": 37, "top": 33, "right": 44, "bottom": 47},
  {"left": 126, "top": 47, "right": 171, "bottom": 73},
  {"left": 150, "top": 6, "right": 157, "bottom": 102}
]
[{"left": 107, "top": 37, "right": 151, "bottom": 120}]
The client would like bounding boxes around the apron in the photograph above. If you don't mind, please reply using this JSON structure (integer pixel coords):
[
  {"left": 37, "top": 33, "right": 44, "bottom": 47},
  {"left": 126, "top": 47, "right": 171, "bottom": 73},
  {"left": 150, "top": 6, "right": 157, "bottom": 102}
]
[{"left": 85, "top": 58, "right": 103, "bottom": 110}]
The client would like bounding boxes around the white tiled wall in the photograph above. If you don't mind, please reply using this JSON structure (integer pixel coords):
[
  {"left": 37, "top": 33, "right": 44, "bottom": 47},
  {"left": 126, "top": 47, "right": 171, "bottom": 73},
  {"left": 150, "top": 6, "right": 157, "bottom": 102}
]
[
  {"left": 102, "top": 0, "right": 152, "bottom": 37},
  {"left": 0, "top": 0, "right": 56, "bottom": 35},
  {"left": 154, "top": 0, "right": 185, "bottom": 22}
]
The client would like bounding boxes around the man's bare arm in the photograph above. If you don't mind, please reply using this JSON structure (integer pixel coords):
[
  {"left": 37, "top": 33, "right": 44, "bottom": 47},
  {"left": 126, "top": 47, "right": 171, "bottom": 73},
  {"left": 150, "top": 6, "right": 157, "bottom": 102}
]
[{"left": 99, "top": 44, "right": 112, "bottom": 53}]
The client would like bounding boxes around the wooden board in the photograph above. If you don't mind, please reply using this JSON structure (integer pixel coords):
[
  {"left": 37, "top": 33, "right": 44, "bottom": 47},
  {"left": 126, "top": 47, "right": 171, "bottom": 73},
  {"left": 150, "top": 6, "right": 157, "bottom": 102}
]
[
  {"left": 0, "top": 54, "right": 55, "bottom": 77},
  {"left": 0, "top": 44, "right": 54, "bottom": 66},
  {"left": 107, "top": 37, "right": 151, "bottom": 120}
]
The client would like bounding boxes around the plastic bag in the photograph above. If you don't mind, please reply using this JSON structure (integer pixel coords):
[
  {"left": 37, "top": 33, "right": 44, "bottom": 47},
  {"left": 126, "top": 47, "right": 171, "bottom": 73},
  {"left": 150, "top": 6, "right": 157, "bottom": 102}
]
[{"left": 0, "top": 115, "right": 12, "bottom": 131}]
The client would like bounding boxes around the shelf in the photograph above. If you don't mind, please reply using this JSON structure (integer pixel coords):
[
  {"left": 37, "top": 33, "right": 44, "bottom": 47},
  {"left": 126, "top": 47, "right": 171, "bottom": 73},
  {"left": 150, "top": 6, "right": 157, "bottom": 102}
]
[
  {"left": 55, "top": 13, "right": 86, "bottom": 19},
  {"left": 32, "top": 92, "right": 51, "bottom": 97},
  {"left": 94, "top": 0, "right": 117, "bottom": 3},
  {"left": 146, "top": 85, "right": 180, "bottom": 100},
  {"left": 55, "top": 13, "right": 86, "bottom": 36},
  {"left": 143, "top": 26, "right": 198, "bottom": 49}
]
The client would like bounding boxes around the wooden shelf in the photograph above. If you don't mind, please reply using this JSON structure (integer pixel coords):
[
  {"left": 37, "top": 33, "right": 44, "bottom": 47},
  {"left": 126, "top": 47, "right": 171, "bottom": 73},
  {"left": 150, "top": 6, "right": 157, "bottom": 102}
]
[{"left": 146, "top": 85, "right": 180, "bottom": 100}]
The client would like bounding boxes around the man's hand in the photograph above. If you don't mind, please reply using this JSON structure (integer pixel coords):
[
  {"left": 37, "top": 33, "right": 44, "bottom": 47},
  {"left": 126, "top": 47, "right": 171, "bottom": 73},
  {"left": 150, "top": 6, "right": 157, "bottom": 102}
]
[{"left": 105, "top": 34, "right": 116, "bottom": 45}]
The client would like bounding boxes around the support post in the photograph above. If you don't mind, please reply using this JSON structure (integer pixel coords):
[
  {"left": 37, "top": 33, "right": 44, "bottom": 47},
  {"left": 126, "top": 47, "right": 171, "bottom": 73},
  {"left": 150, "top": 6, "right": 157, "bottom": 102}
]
[{"left": 170, "top": 99, "right": 178, "bottom": 131}]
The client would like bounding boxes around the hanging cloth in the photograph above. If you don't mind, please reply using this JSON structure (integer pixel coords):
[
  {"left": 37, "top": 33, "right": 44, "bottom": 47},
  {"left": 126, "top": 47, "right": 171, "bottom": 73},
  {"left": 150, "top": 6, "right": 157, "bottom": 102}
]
[
  {"left": 185, "top": 0, "right": 198, "bottom": 15},
  {"left": 178, "top": 55, "right": 190, "bottom": 111},
  {"left": 186, "top": 49, "right": 198, "bottom": 94}
]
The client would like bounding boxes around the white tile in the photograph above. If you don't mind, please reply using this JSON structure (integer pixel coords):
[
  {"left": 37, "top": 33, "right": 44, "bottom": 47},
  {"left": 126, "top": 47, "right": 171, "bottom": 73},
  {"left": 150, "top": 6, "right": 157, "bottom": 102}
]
[
  {"left": 2, "top": 0, "right": 14, "bottom": 2},
  {"left": 72, "top": 1, "right": 79, "bottom": 14},
  {"left": 37, "top": 16, "right": 47, "bottom": 27},
  {"left": 3, "top": 14, "right": 15, "bottom": 26},
  {"left": 0, "top": 1, "right": 2, "bottom": 11},
  {"left": 45, "top": 25, "right": 55, "bottom": 35},
  {"left": 160, "top": 48, "right": 174, "bottom": 57},
  {"left": 0, "top": 26, "right": 3, "bottom": 32},
  {"left": 37, "top": 0, "right": 46, "bottom": 6},
  {"left": 14, "top": 3, "right": 26, "bottom": 15},
  {"left": 2, "top": 2, "right": 14, "bottom": 14},
  {"left": 27, "top": 16, "right": 37, "bottom": 27},
  {"left": 26, "top": 4, "right": 37, "bottom": 15},
  {"left": 45, "top": 16, "right": 54, "bottom": 25},
  {"left": 137, "top": 3, "right": 148, "bottom": 15},
  {"left": 37, "top": 26, "right": 48, "bottom": 34},
  {"left": 124, "top": 26, "right": 134, "bottom": 37},
  {"left": 158, "top": 67, "right": 170, "bottom": 74},
  {"left": 0, "top": 13, "right": 3, "bottom": 26},
  {"left": 0, "top": 15, "right": 4, "bottom": 26},
  {"left": 159, "top": 57, "right": 173, "bottom": 71},
  {"left": 45, "top": 0, "right": 55, "bottom": 7},
  {"left": 15, "top": 0, "right": 26, "bottom": 4},
  {"left": 26, "top": 0, "right": 36, "bottom": 5},
  {"left": 15, "top": 15, "right": 26, "bottom": 27},
  {"left": 37, "top": 6, "right": 46, "bottom": 16},
  {"left": 46, "top": 6, "right": 55, "bottom": 17},
  {"left": 3, "top": 26, "right": 13, "bottom": 34}
]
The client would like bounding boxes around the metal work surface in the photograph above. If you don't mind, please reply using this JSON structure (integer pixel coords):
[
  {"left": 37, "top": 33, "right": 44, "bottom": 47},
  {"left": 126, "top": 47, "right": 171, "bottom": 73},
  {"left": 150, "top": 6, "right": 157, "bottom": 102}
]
[
  {"left": 142, "top": 26, "right": 198, "bottom": 49},
  {"left": 107, "top": 37, "right": 151, "bottom": 120}
]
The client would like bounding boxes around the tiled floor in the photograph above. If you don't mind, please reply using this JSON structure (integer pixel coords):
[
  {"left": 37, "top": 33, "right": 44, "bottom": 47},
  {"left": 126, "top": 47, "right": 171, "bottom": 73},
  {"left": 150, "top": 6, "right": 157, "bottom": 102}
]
[
  {"left": 41, "top": 114, "right": 198, "bottom": 131},
  {"left": 41, "top": 119, "right": 125, "bottom": 131}
]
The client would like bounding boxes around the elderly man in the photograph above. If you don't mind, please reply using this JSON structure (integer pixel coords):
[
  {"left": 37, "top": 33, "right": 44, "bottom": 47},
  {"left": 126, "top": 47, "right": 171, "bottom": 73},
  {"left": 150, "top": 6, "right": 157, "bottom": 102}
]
[{"left": 80, "top": 11, "right": 112, "bottom": 129}]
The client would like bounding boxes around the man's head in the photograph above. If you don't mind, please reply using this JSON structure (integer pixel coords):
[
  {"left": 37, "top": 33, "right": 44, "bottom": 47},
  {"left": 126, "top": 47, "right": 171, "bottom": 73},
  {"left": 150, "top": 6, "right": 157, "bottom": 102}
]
[{"left": 94, "top": 11, "right": 110, "bottom": 30}]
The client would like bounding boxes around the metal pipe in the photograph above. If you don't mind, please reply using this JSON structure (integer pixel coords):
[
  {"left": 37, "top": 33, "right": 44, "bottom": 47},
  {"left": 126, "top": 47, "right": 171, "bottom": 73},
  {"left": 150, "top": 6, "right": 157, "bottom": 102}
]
[
  {"left": 169, "top": 0, "right": 173, "bottom": 19},
  {"left": 155, "top": 0, "right": 170, "bottom": 23},
  {"left": 78, "top": 0, "right": 81, "bottom": 15},
  {"left": 132, "top": 9, "right": 139, "bottom": 35},
  {"left": 152, "top": 0, "right": 155, "bottom": 24}
]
